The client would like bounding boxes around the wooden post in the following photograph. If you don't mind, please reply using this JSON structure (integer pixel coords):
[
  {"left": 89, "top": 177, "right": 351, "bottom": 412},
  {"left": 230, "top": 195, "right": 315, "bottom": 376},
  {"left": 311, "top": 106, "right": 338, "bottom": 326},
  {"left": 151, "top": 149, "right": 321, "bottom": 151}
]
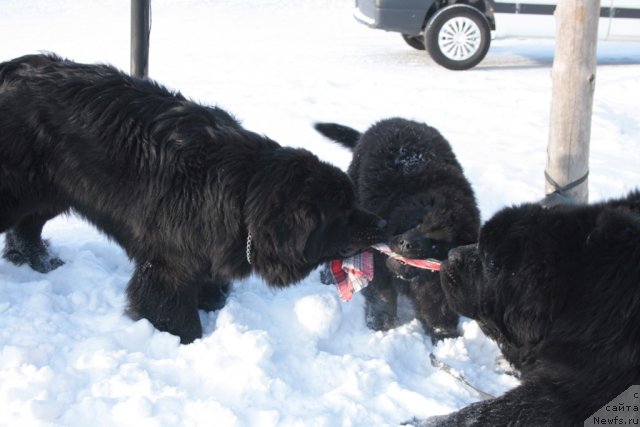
[
  {"left": 544, "top": 0, "right": 600, "bottom": 205},
  {"left": 131, "top": 0, "right": 151, "bottom": 78}
]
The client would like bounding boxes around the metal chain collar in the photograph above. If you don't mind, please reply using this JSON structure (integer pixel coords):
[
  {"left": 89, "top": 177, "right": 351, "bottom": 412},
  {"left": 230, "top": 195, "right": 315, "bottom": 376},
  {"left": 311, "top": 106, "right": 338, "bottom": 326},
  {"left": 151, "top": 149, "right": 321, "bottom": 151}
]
[{"left": 246, "top": 232, "right": 253, "bottom": 265}]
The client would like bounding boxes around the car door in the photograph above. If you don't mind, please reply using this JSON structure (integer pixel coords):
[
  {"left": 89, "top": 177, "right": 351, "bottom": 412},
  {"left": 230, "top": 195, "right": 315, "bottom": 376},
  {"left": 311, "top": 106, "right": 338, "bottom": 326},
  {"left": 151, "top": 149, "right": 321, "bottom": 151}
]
[
  {"left": 492, "top": 1, "right": 613, "bottom": 39},
  {"left": 608, "top": 0, "right": 640, "bottom": 40}
]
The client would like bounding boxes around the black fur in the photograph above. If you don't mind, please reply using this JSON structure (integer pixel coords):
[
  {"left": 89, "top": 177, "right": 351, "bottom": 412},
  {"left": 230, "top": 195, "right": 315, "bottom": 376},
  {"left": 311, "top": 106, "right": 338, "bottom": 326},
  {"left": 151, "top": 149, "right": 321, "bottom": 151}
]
[
  {"left": 411, "top": 191, "right": 640, "bottom": 425},
  {"left": 315, "top": 118, "right": 480, "bottom": 341},
  {"left": 313, "top": 122, "right": 360, "bottom": 149},
  {"left": 0, "top": 53, "right": 386, "bottom": 344}
]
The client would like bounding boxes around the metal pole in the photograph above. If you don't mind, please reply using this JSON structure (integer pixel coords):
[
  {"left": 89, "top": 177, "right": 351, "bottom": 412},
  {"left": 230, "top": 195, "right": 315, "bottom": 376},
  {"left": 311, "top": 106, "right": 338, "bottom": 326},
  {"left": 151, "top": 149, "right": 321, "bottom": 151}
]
[{"left": 131, "top": 0, "right": 151, "bottom": 78}]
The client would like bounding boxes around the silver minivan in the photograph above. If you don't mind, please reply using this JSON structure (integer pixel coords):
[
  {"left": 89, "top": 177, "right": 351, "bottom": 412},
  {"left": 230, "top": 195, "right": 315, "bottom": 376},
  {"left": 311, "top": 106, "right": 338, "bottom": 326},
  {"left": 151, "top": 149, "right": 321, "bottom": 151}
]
[{"left": 354, "top": 0, "right": 640, "bottom": 70}]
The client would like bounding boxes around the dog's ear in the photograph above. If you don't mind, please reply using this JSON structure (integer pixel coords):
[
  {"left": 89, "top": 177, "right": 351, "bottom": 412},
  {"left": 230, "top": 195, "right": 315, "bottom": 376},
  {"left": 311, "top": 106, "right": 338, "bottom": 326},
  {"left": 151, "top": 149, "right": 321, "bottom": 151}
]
[
  {"left": 279, "top": 202, "right": 320, "bottom": 257},
  {"left": 485, "top": 207, "right": 570, "bottom": 348},
  {"left": 243, "top": 152, "right": 324, "bottom": 286}
]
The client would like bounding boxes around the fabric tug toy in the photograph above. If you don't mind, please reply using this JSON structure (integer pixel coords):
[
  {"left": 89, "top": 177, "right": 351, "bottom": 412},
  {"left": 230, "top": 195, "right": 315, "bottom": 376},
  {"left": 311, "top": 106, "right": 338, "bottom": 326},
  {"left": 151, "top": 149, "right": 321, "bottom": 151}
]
[{"left": 328, "top": 243, "right": 442, "bottom": 301}]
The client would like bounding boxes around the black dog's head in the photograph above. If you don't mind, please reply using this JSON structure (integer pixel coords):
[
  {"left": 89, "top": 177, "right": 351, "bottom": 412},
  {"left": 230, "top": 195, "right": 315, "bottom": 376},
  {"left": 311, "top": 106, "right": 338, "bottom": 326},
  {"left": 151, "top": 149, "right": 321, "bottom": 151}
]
[
  {"left": 385, "top": 193, "right": 479, "bottom": 281},
  {"left": 440, "top": 203, "right": 585, "bottom": 360},
  {"left": 245, "top": 147, "right": 386, "bottom": 287},
  {"left": 440, "top": 195, "right": 640, "bottom": 369}
]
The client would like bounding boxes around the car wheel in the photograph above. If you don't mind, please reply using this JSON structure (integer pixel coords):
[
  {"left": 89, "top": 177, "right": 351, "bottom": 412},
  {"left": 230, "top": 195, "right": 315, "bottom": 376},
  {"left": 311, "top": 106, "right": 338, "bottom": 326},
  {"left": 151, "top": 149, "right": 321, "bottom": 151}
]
[
  {"left": 424, "top": 4, "right": 491, "bottom": 70},
  {"left": 401, "top": 33, "right": 425, "bottom": 50}
]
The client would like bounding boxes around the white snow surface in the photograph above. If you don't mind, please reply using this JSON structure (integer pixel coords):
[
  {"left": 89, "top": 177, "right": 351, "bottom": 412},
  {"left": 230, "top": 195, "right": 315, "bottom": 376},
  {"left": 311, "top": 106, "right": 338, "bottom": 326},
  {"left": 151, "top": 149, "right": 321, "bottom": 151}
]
[{"left": 1, "top": 1, "right": 639, "bottom": 426}]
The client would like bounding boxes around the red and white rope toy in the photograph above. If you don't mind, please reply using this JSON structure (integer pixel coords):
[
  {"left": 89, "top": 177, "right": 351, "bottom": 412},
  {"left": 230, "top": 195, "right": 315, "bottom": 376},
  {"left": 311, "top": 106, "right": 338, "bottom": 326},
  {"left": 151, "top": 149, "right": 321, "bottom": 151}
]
[{"left": 329, "top": 243, "right": 442, "bottom": 301}]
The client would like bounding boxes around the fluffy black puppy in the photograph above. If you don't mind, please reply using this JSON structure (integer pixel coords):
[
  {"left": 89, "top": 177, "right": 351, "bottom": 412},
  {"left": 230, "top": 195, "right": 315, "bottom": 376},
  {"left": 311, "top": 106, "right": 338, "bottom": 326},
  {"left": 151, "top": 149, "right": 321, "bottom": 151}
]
[
  {"left": 0, "top": 53, "right": 386, "bottom": 344},
  {"left": 315, "top": 118, "right": 479, "bottom": 341},
  {"left": 409, "top": 191, "right": 640, "bottom": 426}
]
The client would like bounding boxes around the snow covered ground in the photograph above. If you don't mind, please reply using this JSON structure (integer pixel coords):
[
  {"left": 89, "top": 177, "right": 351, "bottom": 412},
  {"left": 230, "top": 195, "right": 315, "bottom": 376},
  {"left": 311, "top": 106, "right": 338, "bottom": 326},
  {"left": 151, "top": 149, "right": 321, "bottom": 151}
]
[{"left": 1, "top": 1, "right": 639, "bottom": 426}]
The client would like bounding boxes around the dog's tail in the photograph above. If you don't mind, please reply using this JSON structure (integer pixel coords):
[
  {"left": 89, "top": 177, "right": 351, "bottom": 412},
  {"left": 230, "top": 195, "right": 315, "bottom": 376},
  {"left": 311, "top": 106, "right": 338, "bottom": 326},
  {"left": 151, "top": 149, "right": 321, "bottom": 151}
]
[{"left": 314, "top": 122, "right": 361, "bottom": 150}]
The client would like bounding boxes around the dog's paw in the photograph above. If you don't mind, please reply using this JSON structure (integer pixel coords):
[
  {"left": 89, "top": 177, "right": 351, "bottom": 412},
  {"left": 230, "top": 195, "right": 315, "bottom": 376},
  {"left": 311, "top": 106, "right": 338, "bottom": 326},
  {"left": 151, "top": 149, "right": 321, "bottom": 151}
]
[
  {"left": 3, "top": 233, "right": 64, "bottom": 273},
  {"left": 365, "top": 309, "right": 397, "bottom": 331},
  {"left": 32, "top": 254, "right": 65, "bottom": 273},
  {"left": 3, "top": 248, "right": 64, "bottom": 273}
]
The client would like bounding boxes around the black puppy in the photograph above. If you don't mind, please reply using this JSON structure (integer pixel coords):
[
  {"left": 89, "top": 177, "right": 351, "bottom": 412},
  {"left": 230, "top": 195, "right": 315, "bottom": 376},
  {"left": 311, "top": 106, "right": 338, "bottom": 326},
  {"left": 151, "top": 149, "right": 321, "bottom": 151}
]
[
  {"left": 315, "top": 118, "right": 479, "bottom": 341},
  {"left": 0, "top": 53, "right": 386, "bottom": 344},
  {"left": 408, "top": 191, "right": 640, "bottom": 425}
]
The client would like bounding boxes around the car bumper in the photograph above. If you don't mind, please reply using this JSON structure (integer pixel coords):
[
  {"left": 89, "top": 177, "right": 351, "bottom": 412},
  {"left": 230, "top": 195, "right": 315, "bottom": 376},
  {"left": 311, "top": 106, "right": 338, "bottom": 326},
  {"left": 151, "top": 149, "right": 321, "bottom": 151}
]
[{"left": 353, "top": 0, "right": 431, "bottom": 35}]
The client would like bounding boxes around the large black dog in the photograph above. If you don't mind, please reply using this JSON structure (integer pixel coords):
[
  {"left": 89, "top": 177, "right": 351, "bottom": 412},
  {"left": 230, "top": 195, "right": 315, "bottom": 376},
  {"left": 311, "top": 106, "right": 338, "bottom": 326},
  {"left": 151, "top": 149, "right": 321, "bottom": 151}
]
[
  {"left": 0, "top": 54, "right": 386, "bottom": 344},
  {"left": 409, "top": 191, "right": 640, "bottom": 425},
  {"left": 315, "top": 118, "right": 479, "bottom": 341}
]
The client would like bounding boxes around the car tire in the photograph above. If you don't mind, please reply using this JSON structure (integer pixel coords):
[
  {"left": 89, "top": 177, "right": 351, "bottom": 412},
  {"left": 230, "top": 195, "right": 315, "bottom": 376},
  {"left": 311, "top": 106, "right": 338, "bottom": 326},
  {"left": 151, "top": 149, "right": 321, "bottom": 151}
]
[
  {"left": 424, "top": 4, "right": 491, "bottom": 70},
  {"left": 401, "top": 33, "right": 425, "bottom": 50}
]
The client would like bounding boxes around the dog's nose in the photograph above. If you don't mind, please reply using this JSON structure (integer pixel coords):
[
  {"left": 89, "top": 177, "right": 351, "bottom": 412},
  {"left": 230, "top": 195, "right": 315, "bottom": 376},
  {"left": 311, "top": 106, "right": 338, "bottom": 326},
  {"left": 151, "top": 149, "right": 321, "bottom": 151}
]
[{"left": 397, "top": 238, "right": 413, "bottom": 251}]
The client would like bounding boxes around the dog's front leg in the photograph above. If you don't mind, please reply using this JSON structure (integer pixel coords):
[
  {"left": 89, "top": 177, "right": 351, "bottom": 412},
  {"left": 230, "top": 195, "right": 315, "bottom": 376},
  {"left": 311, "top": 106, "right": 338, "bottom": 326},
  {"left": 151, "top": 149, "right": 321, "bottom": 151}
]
[
  {"left": 125, "top": 260, "right": 202, "bottom": 344},
  {"left": 361, "top": 255, "right": 398, "bottom": 331}
]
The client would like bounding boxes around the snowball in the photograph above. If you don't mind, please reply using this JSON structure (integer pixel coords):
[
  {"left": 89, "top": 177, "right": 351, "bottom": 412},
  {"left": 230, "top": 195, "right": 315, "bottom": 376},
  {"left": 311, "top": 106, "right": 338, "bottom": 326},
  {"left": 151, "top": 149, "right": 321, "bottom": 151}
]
[{"left": 294, "top": 293, "right": 342, "bottom": 340}]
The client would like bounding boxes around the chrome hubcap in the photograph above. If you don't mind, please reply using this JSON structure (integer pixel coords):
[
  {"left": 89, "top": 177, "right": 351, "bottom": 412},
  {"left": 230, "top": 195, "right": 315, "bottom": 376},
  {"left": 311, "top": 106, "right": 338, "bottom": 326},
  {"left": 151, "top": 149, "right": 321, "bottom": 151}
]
[{"left": 438, "top": 17, "right": 481, "bottom": 61}]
